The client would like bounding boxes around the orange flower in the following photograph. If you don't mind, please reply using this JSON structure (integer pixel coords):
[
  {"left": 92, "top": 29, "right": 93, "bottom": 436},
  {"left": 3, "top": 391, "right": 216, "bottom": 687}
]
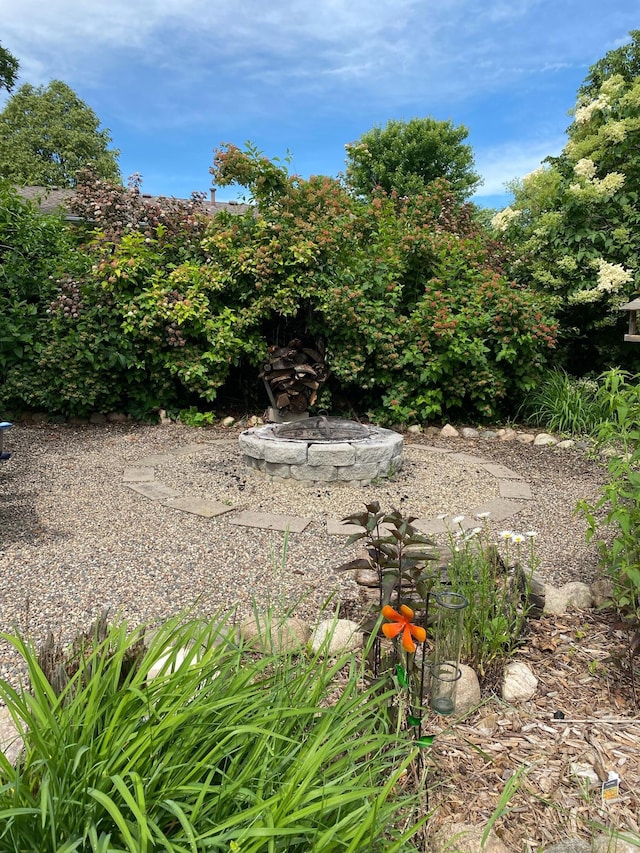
[{"left": 381, "top": 605, "right": 426, "bottom": 653}]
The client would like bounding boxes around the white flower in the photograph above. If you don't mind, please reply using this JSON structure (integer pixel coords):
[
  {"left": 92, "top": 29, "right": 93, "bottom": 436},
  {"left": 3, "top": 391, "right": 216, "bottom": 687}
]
[
  {"left": 451, "top": 515, "right": 465, "bottom": 525},
  {"left": 525, "top": 531, "right": 538, "bottom": 539},
  {"left": 476, "top": 511, "right": 491, "bottom": 519},
  {"left": 499, "top": 530, "right": 513, "bottom": 540},
  {"left": 595, "top": 258, "right": 633, "bottom": 293},
  {"left": 573, "top": 158, "right": 596, "bottom": 180},
  {"left": 512, "top": 534, "right": 525, "bottom": 544},
  {"left": 574, "top": 93, "right": 609, "bottom": 125},
  {"left": 436, "top": 513, "right": 448, "bottom": 520},
  {"left": 491, "top": 206, "right": 521, "bottom": 232}
]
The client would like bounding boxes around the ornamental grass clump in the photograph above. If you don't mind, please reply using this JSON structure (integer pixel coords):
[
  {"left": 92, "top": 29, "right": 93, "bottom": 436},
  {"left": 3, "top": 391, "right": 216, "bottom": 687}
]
[{"left": 0, "top": 614, "right": 427, "bottom": 852}]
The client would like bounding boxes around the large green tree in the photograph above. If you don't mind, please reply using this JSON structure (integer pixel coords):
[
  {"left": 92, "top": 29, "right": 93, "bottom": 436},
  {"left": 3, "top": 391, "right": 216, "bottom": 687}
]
[
  {"left": 493, "top": 34, "right": 640, "bottom": 372},
  {"left": 0, "top": 80, "right": 120, "bottom": 187},
  {"left": 344, "top": 117, "right": 481, "bottom": 201},
  {"left": 0, "top": 42, "right": 19, "bottom": 93}
]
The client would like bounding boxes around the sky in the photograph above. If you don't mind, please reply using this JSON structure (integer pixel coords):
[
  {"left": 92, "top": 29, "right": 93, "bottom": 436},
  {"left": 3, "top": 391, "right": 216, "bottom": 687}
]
[{"left": 0, "top": 1, "right": 638, "bottom": 209}]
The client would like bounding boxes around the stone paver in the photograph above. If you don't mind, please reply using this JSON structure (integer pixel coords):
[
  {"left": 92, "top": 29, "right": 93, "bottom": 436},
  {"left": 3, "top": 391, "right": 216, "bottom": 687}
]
[
  {"left": 134, "top": 453, "right": 176, "bottom": 467},
  {"left": 123, "top": 466, "right": 154, "bottom": 482},
  {"left": 467, "top": 497, "right": 527, "bottom": 522},
  {"left": 126, "top": 481, "right": 181, "bottom": 501},
  {"left": 499, "top": 480, "right": 533, "bottom": 500},
  {"left": 162, "top": 497, "right": 236, "bottom": 518},
  {"left": 228, "top": 511, "right": 311, "bottom": 533},
  {"left": 448, "top": 452, "right": 493, "bottom": 465},
  {"left": 480, "top": 462, "right": 523, "bottom": 480}
]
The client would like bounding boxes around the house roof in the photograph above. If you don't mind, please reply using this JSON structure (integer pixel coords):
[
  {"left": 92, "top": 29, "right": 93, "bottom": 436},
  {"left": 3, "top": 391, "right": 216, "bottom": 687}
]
[{"left": 15, "top": 185, "right": 250, "bottom": 219}]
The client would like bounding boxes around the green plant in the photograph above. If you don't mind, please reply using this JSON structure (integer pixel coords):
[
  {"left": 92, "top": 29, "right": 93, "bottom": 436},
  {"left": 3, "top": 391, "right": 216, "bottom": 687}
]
[
  {"left": 579, "top": 368, "right": 640, "bottom": 636},
  {"left": 178, "top": 407, "right": 216, "bottom": 426},
  {"left": 442, "top": 516, "right": 538, "bottom": 678},
  {"left": 518, "top": 368, "right": 607, "bottom": 435},
  {"left": 0, "top": 613, "right": 428, "bottom": 852},
  {"left": 336, "top": 502, "right": 440, "bottom": 612}
]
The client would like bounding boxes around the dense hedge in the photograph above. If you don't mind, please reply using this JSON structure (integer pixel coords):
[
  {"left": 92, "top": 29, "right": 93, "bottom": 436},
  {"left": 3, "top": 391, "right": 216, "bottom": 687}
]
[{"left": 0, "top": 154, "right": 558, "bottom": 423}]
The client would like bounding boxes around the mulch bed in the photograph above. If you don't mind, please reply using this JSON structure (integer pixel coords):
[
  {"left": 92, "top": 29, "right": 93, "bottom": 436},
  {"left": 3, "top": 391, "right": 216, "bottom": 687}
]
[{"left": 424, "top": 609, "right": 639, "bottom": 849}]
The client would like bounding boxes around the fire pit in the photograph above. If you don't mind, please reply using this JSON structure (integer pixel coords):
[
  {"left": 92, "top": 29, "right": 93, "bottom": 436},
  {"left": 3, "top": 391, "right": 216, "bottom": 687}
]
[{"left": 239, "top": 416, "right": 403, "bottom": 486}]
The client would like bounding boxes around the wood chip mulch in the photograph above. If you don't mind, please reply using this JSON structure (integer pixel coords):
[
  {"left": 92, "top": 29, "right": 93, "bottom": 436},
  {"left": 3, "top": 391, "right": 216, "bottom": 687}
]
[{"left": 424, "top": 610, "right": 639, "bottom": 850}]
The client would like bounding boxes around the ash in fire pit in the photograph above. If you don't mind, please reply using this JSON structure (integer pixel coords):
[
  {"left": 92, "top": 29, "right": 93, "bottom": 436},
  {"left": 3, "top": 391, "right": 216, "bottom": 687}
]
[
  {"left": 272, "top": 416, "right": 370, "bottom": 443},
  {"left": 239, "top": 420, "right": 403, "bottom": 486}
]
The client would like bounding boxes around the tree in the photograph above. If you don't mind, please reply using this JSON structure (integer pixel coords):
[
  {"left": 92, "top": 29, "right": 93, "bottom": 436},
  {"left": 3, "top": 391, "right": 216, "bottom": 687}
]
[
  {"left": 493, "top": 34, "right": 640, "bottom": 373},
  {"left": 344, "top": 117, "right": 481, "bottom": 201},
  {"left": 0, "top": 42, "right": 19, "bottom": 93},
  {"left": 0, "top": 80, "right": 120, "bottom": 187}
]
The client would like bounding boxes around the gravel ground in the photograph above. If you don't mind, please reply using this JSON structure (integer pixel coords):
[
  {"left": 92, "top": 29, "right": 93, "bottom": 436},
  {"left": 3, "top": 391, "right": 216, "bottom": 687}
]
[{"left": 0, "top": 421, "right": 610, "bottom": 687}]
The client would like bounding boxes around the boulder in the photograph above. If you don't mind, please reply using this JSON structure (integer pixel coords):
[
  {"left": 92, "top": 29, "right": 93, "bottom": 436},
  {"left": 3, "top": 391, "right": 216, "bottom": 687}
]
[
  {"left": 310, "top": 619, "right": 362, "bottom": 655},
  {"left": 590, "top": 578, "right": 614, "bottom": 608},
  {"left": 460, "top": 427, "right": 480, "bottom": 439},
  {"left": 544, "top": 582, "right": 592, "bottom": 614},
  {"left": 239, "top": 616, "right": 309, "bottom": 654},
  {"left": 453, "top": 664, "right": 481, "bottom": 717},
  {"left": 592, "top": 833, "right": 639, "bottom": 853},
  {"left": 502, "top": 661, "right": 537, "bottom": 702},
  {"left": 440, "top": 424, "right": 460, "bottom": 438},
  {"left": 0, "top": 706, "right": 23, "bottom": 766},
  {"left": 534, "top": 432, "right": 558, "bottom": 446}
]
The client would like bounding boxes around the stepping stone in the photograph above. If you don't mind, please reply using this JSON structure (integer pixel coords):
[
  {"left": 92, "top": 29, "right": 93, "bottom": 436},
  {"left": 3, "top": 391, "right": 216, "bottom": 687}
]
[
  {"left": 126, "top": 482, "right": 181, "bottom": 501},
  {"left": 228, "top": 511, "right": 311, "bottom": 533},
  {"left": 123, "top": 467, "right": 154, "bottom": 482},
  {"left": 163, "top": 497, "right": 236, "bottom": 518},
  {"left": 169, "top": 443, "right": 208, "bottom": 456},
  {"left": 134, "top": 453, "right": 175, "bottom": 467},
  {"left": 469, "top": 497, "right": 527, "bottom": 522},
  {"left": 448, "top": 452, "right": 492, "bottom": 464},
  {"left": 480, "top": 462, "right": 523, "bottom": 479},
  {"left": 499, "top": 480, "right": 533, "bottom": 500}
]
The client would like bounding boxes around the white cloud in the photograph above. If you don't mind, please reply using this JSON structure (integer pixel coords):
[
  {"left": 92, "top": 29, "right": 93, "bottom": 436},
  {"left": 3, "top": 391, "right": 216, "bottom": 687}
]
[{"left": 473, "top": 137, "right": 565, "bottom": 197}]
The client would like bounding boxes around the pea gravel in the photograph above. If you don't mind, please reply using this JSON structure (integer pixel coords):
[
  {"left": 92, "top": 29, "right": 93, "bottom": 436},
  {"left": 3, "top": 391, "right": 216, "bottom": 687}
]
[{"left": 0, "top": 421, "right": 609, "bottom": 688}]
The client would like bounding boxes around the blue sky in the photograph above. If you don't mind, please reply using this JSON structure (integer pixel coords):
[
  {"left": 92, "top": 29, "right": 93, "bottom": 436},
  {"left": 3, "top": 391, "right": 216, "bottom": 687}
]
[{"left": 1, "top": 0, "right": 637, "bottom": 209}]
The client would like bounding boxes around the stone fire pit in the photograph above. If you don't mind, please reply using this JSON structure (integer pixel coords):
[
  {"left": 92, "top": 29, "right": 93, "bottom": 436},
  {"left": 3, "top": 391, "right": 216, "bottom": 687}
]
[{"left": 239, "top": 417, "right": 403, "bottom": 486}]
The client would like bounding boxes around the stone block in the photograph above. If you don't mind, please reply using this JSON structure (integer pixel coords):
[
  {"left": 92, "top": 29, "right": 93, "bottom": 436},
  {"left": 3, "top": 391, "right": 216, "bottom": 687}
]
[
  {"left": 238, "top": 432, "right": 267, "bottom": 460},
  {"left": 264, "top": 461, "right": 292, "bottom": 477},
  {"left": 290, "top": 464, "right": 338, "bottom": 481},
  {"left": 262, "top": 440, "right": 309, "bottom": 465},
  {"left": 243, "top": 454, "right": 265, "bottom": 471},
  {"left": 307, "top": 442, "right": 356, "bottom": 466},
  {"left": 335, "top": 462, "right": 379, "bottom": 481}
]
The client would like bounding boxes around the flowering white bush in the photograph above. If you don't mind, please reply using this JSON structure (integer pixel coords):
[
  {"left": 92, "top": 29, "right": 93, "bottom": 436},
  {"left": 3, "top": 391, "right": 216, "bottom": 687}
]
[
  {"left": 574, "top": 93, "right": 609, "bottom": 125},
  {"left": 574, "top": 158, "right": 597, "bottom": 180},
  {"left": 490, "top": 206, "right": 520, "bottom": 232}
]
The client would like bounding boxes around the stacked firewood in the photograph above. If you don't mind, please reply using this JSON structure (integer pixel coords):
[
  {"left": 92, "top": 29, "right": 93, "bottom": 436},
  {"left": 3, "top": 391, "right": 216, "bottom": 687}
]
[{"left": 260, "top": 339, "right": 328, "bottom": 413}]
